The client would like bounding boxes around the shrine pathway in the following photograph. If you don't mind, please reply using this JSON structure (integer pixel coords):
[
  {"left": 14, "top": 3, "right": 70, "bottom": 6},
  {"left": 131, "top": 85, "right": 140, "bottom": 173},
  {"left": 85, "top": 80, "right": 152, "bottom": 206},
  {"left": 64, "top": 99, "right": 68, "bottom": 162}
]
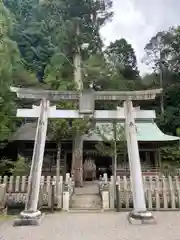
[
  {"left": 74, "top": 181, "right": 99, "bottom": 195},
  {"left": 1, "top": 212, "right": 180, "bottom": 240}
]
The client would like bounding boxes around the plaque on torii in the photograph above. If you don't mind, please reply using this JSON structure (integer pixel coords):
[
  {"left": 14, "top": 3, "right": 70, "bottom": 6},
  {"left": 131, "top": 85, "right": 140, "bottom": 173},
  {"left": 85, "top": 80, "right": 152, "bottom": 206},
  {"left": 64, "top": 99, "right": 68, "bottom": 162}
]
[{"left": 11, "top": 86, "right": 162, "bottom": 226}]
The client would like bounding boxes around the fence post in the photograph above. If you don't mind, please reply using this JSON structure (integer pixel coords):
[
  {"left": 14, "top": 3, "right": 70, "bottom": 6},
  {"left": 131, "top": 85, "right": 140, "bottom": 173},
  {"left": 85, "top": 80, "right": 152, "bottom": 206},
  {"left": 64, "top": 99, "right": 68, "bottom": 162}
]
[
  {"left": 0, "top": 184, "right": 6, "bottom": 214},
  {"left": 38, "top": 184, "right": 44, "bottom": 209},
  {"left": 102, "top": 185, "right": 109, "bottom": 210},
  {"left": 9, "top": 176, "right": 13, "bottom": 193},
  {"left": 15, "top": 176, "right": 20, "bottom": 192},
  {"left": 175, "top": 176, "right": 180, "bottom": 208},
  {"left": 162, "top": 175, "right": 168, "bottom": 209},
  {"left": 116, "top": 176, "right": 120, "bottom": 208},
  {"left": 57, "top": 176, "right": 63, "bottom": 210},
  {"left": 47, "top": 176, "right": 52, "bottom": 208},
  {"left": 63, "top": 173, "right": 70, "bottom": 211},
  {"left": 116, "top": 183, "right": 120, "bottom": 212},
  {"left": 109, "top": 176, "right": 114, "bottom": 209},
  {"left": 123, "top": 176, "right": 129, "bottom": 208},
  {"left": 147, "top": 176, "right": 153, "bottom": 210},
  {"left": 168, "top": 176, "right": 176, "bottom": 209},
  {"left": 155, "top": 176, "right": 160, "bottom": 210},
  {"left": 21, "top": 176, "right": 26, "bottom": 193},
  {"left": 51, "top": 181, "right": 55, "bottom": 212},
  {"left": 2, "top": 176, "right": 8, "bottom": 190}
]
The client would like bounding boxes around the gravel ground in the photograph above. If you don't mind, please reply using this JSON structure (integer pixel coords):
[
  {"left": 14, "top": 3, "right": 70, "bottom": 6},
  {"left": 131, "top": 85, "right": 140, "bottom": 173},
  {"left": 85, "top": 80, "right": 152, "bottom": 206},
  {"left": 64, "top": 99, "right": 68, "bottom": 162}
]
[{"left": 1, "top": 212, "right": 180, "bottom": 240}]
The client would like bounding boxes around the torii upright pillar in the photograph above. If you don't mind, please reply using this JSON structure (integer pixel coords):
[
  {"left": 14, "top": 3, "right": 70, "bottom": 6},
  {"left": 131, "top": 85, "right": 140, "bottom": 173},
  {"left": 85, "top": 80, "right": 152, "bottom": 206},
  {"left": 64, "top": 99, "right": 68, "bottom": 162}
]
[
  {"left": 14, "top": 98, "right": 50, "bottom": 226},
  {"left": 124, "top": 100, "right": 156, "bottom": 224}
]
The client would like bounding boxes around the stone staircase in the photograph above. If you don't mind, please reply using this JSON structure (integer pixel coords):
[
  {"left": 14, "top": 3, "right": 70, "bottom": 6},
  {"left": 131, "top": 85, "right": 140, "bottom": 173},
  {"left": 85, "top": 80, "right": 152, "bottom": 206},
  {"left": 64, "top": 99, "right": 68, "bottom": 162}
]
[{"left": 69, "top": 181, "right": 102, "bottom": 212}]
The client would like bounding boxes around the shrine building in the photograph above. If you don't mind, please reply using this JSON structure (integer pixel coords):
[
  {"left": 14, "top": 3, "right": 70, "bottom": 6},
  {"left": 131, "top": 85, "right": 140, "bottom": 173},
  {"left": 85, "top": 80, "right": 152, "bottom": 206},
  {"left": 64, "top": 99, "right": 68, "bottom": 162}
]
[{"left": 2, "top": 108, "right": 179, "bottom": 178}]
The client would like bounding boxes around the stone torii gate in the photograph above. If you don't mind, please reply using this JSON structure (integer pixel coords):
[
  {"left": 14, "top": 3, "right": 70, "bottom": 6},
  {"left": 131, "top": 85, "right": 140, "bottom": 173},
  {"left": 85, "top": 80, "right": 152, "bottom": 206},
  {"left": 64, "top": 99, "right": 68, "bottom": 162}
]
[{"left": 11, "top": 87, "right": 161, "bottom": 226}]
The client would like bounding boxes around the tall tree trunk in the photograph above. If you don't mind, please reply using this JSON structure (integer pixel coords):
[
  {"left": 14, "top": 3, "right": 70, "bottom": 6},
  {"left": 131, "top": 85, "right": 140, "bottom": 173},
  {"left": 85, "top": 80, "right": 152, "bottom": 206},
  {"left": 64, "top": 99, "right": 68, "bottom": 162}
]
[
  {"left": 160, "top": 52, "right": 164, "bottom": 115},
  {"left": 71, "top": 135, "right": 83, "bottom": 187},
  {"left": 71, "top": 22, "right": 83, "bottom": 187},
  {"left": 56, "top": 142, "right": 61, "bottom": 186},
  {"left": 56, "top": 142, "right": 62, "bottom": 209}
]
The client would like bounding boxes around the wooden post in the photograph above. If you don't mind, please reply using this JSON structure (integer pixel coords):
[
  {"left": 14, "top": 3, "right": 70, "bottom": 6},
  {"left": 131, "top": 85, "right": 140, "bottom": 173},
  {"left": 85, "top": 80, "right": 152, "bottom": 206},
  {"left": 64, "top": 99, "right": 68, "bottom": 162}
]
[
  {"left": 145, "top": 152, "right": 150, "bottom": 165},
  {"left": 47, "top": 176, "right": 51, "bottom": 208},
  {"left": 51, "top": 181, "right": 55, "bottom": 212},
  {"left": 155, "top": 176, "right": 160, "bottom": 210},
  {"left": 147, "top": 176, "right": 153, "bottom": 210},
  {"left": 64, "top": 152, "right": 67, "bottom": 177},
  {"left": 162, "top": 176, "right": 168, "bottom": 209},
  {"left": 0, "top": 184, "right": 6, "bottom": 212},
  {"left": 154, "top": 151, "right": 158, "bottom": 168},
  {"left": 175, "top": 176, "right": 180, "bottom": 208},
  {"left": 168, "top": 176, "right": 176, "bottom": 209},
  {"left": 116, "top": 183, "right": 120, "bottom": 212},
  {"left": 123, "top": 176, "right": 129, "bottom": 209},
  {"left": 109, "top": 176, "right": 115, "bottom": 209},
  {"left": 158, "top": 148, "right": 162, "bottom": 170}
]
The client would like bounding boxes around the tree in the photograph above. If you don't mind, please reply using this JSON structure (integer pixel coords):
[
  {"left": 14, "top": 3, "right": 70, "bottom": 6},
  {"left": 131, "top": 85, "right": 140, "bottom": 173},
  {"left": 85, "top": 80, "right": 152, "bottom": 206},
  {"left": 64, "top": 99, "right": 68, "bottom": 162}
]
[
  {"left": 48, "top": 100, "right": 92, "bottom": 187},
  {"left": 162, "top": 27, "right": 180, "bottom": 81},
  {"left": 143, "top": 28, "right": 180, "bottom": 135},
  {"left": 144, "top": 31, "right": 175, "bottom": 114},
  {"left": 144, "top": 32, "right": 167, "bottom": 70},
  {"left": 12, "top": 155, "right": 30, "bottom": 176},
  {"left": 144, "top": 28, "right": 180, "bottom": 84},
  {"left": 0, "top": 0, "right": 21, "bottom": 141},
  {"left": 0, "top": 158, "right": 14, "bottom": 176},
  {"left": 105, "top": 38, "right": 140, "bottom": 80},
  {"left": 83, "top": 53, "right": 124, "bottom": 90},
  {"left": 4, "top": 0, "right": 113, "bottom": 84},
  {"left": 95, "top": 123, "right": 127, "bottom": 162}
]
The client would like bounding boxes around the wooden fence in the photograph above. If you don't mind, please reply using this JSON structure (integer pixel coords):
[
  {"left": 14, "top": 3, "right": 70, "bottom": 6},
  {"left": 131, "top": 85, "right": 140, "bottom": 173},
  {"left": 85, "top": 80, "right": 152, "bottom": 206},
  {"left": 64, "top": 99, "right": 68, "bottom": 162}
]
[
  {"left": 2, "top": 175, "right": 180, "bottom": 211},
  {"left": 107, "top": 175, "right": 180, "bottom": 210},
  {"left": 0, "top": 175, "right": 74, "bottom": 210}
]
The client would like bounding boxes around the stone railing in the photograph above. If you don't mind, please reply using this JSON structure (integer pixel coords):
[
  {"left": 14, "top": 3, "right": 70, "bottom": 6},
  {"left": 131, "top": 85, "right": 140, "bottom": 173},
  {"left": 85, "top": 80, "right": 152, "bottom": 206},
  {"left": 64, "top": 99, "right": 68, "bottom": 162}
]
[
  {"left": 63, "top": 173, "right": 75, "bottom": 211},
  {"left": 99, "top": 173, "right": 110, "bottom": 210},
  {"left": 0, "top": 173, "right": 74, "bottom": 213},
  {"left": 100, "top": 175, "right": 180, "bottom": 211}
]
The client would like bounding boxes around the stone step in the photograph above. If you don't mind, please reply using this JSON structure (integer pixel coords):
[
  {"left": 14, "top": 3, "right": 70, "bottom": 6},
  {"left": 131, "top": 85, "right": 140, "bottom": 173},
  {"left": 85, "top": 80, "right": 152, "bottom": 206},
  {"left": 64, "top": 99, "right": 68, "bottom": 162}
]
[
  {"left": 74, "top": 183, "right": 99, "bottom": 195},
  {"left": 69, "top": 208, "right": 103, "bottom": 213},
  {"left": 71, "top": 194, "right": 101, "bottom": 209}
]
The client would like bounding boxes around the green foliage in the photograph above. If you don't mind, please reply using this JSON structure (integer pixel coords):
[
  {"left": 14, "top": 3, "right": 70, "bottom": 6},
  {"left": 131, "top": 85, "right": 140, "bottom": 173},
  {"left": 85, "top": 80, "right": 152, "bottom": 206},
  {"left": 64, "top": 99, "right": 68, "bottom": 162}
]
[
  {"left": 0, "top": 0, "right": 21, "bottom": 141},
  {"left": 48, "top": 101, "right": 92, "bottom": 143},
  {"left": 105, "top": 38, "right": 140, "bottom": 80},
  {"left": 48, "top": 101, "right": 73, "bottom": 142},
  {"left": 3, "top": 0, "right": 113, "bottom": 84},
  {"left": 161, "top": 145, "right": 180, "bottom": 163},
  {"left": 12, "top": 155, "right": 30, "bottom": 176},
  {"left": 143, "top": 26, "right": 180, "bottom": 139},
  {"left": 0, "top": 158, "right": 14, "bottom": 175},
  {"left": 0, "top": 155, "right": 30, "bottom": 176},
  {"left": 160, "top": 144, "right": 180, "bottom": 176},
  {"left": 95, "top": 123, "right": 127, "bottom": 158},
  {"left": 83, "top": 53, "right": 122, "bottom": 90}
]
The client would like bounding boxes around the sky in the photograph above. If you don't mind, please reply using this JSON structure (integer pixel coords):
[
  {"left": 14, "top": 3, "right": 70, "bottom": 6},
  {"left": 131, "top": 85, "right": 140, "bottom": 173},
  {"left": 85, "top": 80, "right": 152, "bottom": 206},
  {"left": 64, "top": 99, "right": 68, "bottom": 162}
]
[{"left": 100, "top": 0, "right": 180, "bottom": 76}]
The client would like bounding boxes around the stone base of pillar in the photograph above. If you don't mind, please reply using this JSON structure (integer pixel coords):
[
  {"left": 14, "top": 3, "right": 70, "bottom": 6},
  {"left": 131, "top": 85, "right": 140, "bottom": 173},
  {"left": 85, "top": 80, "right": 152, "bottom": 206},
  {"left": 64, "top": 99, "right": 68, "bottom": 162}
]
[
  {"left": 13, "top": 210, "right": 44, "bottom": 227},
  {"left": 127, "top": 210, "right": 156, "bottom": 225}
]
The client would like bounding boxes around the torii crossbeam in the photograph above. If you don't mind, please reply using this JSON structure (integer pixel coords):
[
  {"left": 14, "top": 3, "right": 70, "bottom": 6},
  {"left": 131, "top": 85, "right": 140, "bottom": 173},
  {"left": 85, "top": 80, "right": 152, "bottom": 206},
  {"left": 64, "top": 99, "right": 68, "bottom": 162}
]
[{"left": 11, "top": 87, "right": 161, "bottom": 226}]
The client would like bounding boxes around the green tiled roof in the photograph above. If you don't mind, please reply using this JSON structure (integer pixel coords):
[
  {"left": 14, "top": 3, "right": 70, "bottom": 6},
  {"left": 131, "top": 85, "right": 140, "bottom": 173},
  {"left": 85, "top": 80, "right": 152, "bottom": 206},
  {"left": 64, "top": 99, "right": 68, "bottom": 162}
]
[
  {"left": 11, "top": 120, "right": 180, "bottom": 142},
  {"left": 83, "top": 121, "right": 180, "bottom": 142}
]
